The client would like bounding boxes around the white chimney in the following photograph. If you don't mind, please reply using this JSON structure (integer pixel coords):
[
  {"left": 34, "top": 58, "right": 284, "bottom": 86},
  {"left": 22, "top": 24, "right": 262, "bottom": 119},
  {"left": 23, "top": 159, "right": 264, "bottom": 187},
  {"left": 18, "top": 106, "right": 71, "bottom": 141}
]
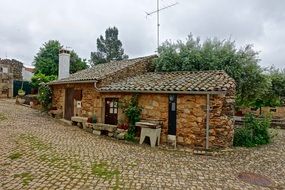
[{"left": 58, "top": 48, "right": 70, "bottom": 80}]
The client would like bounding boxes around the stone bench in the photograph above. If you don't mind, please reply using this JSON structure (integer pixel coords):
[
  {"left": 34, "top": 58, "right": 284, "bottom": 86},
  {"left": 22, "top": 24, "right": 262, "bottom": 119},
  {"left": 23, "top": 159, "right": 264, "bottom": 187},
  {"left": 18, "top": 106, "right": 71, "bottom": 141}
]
[
  {"left": 86, "top": 123, "right": 117, "bottom": 136},
  {"left": 71, "top": 116, "right": 88, "bottom": 128}
]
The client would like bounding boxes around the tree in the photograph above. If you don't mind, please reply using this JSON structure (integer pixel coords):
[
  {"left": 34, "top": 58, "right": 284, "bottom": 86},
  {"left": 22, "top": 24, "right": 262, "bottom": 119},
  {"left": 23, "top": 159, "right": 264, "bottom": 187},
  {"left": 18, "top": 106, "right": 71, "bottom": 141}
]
[
  {"left": 31, "top": 73, "right": 57, "bottom": 89},
  {"left": 90, "top": 27, "right": 128, "bottom": 65},
  {"left": 34, "top": 40, "right": 88, "bottom": 76},
  {"left": 154, "top": 34, "right": 267, "bottom": 106}
]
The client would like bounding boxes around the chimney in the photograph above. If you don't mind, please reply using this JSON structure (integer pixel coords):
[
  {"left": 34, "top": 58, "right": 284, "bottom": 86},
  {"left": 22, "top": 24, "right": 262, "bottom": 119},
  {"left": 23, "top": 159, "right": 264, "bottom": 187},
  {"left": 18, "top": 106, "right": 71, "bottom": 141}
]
[{"left": 58, "top": 48, "right": 70, "bottom": 80}]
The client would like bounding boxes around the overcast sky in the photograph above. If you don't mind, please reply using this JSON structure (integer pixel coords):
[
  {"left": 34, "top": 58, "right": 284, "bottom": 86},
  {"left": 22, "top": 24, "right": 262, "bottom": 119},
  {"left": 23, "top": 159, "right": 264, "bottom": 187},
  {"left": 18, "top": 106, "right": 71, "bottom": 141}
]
[{"left": 0, "top": 0, "right": 284, "bottom": 68}]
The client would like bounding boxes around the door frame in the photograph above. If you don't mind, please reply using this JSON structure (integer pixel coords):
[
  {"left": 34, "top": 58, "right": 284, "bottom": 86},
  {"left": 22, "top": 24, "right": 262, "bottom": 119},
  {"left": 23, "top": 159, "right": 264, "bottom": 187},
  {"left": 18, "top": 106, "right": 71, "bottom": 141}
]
[
  {"left": 64, "top": 88, "right": 74, "bottom": 120},
  {"left": 104, "top": 98, "right": 119, "bottom": 125},
  {"left": 168, "top": 94, "right": 177, "bottom": 135}
]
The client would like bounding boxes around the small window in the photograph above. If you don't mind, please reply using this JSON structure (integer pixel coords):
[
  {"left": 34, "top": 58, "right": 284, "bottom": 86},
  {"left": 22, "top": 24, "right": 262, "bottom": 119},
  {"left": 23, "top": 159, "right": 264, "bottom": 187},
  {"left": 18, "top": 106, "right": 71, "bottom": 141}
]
[
  {"left": 270, "top": 108, "right": 277, "bottom": 112},
  {"left": 2, "top": 67, "right": 8, "bottom": 73},
  {"left": 251, "top": 107, "right": 258, "bottom": 111}
]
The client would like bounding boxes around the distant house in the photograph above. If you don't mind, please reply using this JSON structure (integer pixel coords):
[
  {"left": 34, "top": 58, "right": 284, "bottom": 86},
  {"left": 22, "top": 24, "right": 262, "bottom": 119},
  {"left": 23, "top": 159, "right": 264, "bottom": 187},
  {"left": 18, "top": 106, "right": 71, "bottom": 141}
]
[
  {"left": 0, "top": 59, "right": 23, "bottom": 98},
  {"left": 49, "top": 50, "right": 235, "bottom": 148},
  {"left": 22, "top": 66, "right": 35, "bottom": 81}
]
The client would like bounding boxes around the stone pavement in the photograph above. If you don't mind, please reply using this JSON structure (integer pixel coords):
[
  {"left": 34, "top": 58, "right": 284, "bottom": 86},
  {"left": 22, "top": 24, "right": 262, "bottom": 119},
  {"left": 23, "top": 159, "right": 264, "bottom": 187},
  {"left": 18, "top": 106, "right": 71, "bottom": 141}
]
[{"left": 0, "top": 99, "right": 284, "bottom": 190}]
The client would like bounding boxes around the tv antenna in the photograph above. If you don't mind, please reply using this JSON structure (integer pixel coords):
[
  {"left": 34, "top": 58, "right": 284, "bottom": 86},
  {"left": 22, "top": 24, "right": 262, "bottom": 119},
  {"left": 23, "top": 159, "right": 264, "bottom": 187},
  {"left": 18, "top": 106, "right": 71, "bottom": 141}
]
[{"left": 145, "top": 0, "right": 178, "bottom": 52}]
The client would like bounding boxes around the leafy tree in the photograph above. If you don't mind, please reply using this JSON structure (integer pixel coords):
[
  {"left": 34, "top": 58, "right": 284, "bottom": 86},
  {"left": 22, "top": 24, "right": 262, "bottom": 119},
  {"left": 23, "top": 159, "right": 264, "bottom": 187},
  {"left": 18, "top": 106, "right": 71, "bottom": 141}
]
[
  {"left": 34, "top": 40, "right": 88, "bottom": 76},
  {"left": 268, "top": 67, "right": 285, "bottom": 98},
  {"left": 90, "top": 27, "right": 128, "bottom": 65},
  {"left": 31, "top": 73, "right": 57, "bottom": 89},
  {"left": 154, "top": 34, "right": 268, "bottom": 106}
]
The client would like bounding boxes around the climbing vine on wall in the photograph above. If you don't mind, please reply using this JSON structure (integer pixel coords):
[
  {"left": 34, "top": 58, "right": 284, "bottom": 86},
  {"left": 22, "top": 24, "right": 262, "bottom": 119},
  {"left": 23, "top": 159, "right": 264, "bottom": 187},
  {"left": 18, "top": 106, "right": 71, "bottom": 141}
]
[{"left": 119, "top": 94, "right": 142, "bottom": 141}]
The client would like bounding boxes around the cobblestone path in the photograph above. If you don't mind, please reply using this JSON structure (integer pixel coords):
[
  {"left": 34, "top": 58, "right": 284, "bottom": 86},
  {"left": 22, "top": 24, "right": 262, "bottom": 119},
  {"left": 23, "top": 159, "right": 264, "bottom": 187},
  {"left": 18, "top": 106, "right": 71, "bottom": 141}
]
[{"left": 0, "top": 99, "right": 284, "bottom": 190}]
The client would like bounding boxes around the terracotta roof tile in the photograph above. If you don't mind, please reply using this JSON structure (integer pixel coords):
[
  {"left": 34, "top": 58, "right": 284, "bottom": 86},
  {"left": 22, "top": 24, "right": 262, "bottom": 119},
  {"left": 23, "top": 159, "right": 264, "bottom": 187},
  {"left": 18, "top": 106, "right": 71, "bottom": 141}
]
[
  {"left": 49, "top": 55, "right": 156, "bottom": 84},
  {"left": 100, "top": 70, "right": 235, "bottom": 93}
]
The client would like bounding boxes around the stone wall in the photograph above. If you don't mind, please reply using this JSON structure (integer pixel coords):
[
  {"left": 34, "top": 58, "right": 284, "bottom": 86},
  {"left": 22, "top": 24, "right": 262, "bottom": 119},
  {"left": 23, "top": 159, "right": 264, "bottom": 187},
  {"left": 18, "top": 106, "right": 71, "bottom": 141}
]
[
  {"left": 51, "top": 83, "right": 101, "bottom": 120},
  {"left": 51, "top": 84, "right": 64, "bottom": 109},
  {"left": 51, "top": 83, "right": 235, "bottom": 148},
  {"left": 0, "top": 59, "right": 23, "bottom": 98},
  {"left": 138, "top": 94, "right": 169, "bottom": 142},
  {"left": 0, "top": 59, "right": 23, "bottom": 80},
  {"left": 240, "top": 107, "right": 285, "bottom": 119},
  {"left": 98, "top": 57, "right": 154, "bottom": 87}
]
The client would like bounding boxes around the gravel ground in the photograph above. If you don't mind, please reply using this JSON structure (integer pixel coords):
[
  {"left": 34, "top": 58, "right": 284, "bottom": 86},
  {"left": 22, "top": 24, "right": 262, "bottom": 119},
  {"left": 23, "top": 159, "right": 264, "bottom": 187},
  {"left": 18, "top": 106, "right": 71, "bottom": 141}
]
[{"left": 0, "top": 99, "right": 284, "bottom": 190}]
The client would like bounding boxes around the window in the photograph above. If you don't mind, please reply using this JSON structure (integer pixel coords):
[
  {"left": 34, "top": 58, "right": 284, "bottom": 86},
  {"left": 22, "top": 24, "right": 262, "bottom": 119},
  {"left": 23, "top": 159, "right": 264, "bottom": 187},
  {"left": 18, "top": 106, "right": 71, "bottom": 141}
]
[
  {"left": 107, "top": 99, "right": 118, "bottom": 114},
  {"left": 270, "top": 108, "right": 277, "bottom": 112},
  {"left": 2, "top": 67, "right": 8, "bottom": 73}
]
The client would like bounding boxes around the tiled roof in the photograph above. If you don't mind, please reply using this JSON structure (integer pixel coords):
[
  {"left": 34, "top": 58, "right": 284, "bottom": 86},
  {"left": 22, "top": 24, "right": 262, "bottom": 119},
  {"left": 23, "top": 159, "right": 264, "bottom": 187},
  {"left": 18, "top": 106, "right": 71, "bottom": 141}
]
[
  {"left": 100, "top": 70, "right": 235, "bottom": 93},
  {"left": 49, "top": 55, "right": 156, "bottom": 84}
]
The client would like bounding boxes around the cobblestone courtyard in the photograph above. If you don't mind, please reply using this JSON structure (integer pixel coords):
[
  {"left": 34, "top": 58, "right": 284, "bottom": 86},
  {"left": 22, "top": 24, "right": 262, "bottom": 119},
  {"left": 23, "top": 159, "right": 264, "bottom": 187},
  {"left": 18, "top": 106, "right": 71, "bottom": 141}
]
[{"left": 0, "top": 99, "right": 284, "bottom": 190}]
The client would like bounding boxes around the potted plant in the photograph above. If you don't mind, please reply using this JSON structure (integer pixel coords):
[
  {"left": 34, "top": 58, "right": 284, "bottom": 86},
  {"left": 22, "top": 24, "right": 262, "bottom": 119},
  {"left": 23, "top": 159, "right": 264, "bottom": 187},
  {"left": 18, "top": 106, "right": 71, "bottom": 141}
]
[
  {"left": 18, "top": 89, "right": 26, "bottom": 96},
  {"left": 18, "top": 81, "right": 26, "bottom": 96}
]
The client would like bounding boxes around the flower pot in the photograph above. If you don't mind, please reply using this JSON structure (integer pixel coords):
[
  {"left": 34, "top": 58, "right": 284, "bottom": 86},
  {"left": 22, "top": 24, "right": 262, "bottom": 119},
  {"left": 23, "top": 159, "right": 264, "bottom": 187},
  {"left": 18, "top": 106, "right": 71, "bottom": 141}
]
[{"left": 18, "top": 91, "right": 25, "bottom": 96}]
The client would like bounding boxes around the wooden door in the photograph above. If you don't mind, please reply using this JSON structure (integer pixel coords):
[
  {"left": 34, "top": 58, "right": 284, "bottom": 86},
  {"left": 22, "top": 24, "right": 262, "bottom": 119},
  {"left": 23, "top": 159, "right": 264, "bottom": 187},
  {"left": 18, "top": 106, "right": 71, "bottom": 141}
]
[
  {"left": 168, "top": 94, "right": 177, "bottom": 135},
  {"left": 64, "top": 88, "right": 74, "bottom": 120},
  {"left": 105, "top": 98, "right": 118, "bottom": 125}
]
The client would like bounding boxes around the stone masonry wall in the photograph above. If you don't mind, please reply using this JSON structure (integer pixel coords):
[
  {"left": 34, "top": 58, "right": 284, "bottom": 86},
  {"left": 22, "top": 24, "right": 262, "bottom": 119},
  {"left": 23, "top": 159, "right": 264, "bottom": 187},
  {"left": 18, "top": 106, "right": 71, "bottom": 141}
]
[
  {"left": 138, "top": 94, "right": 169, "bottom": 143},
  {"left": 240, "top": 107, "right": 285, "bottom": 119},
  {"left": 98, "top": 57, "right": 154, "bottom": 87},
  {"left": 51, "top": 83, "right": 235, "bottom": 148},
  {"left": 176, "top": 95, "right": 206, "bottom": 147},
  {"left": 51, "top": 84, "right": 64, "bottom": 109},
  {"left": 0, "top": 59, "right": 23, "bottom": 98}
]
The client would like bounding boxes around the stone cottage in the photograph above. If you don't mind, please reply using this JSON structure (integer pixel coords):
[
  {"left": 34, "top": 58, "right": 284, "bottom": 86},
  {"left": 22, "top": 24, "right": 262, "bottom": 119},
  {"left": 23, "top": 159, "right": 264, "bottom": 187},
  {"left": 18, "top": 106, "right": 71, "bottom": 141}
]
[
  {"left": 49, "top": 52, "right": 235, "bottom": 148},
  {"left": 0, "top": 59, "right": 23, "bottom": 98}
]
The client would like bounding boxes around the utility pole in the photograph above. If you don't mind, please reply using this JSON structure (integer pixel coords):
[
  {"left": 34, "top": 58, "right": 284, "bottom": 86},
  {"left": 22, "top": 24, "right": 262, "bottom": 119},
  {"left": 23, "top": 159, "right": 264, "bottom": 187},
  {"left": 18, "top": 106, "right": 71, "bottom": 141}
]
[
  {"left": 146, "top": 1, "right": 178, "bottom": 52},
  {"left": 157, "top": 0, "right": 160, "bottom": 51}
]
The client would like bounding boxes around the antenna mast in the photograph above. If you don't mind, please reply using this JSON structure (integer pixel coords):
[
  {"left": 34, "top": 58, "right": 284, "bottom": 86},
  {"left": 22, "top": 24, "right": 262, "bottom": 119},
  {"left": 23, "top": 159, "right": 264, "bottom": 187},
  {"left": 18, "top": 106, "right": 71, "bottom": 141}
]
[
  {"left": 157, "top": 0, "right": 160, "bottom": 52},
  {"left": 146, "top": 1, "right": 178, "bottom": 52}
]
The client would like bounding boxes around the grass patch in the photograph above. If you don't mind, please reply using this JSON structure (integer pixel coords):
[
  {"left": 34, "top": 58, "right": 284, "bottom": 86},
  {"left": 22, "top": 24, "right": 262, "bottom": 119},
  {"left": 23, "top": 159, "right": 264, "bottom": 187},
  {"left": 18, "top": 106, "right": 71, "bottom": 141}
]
[
  {"left": 18, "top": 134, "right": 50, "bottom": 151},
  {"left": 127, "top": 161, "right": 138, "bottom": 168},
  {"left": 0, "top": 113, "right": 7, "bottom": 121},
  {"left": 91, "top": 162, "right": 120, "bottom": 180},
  {"left": 14, "top": 172, "right": 33, "bottom": 186},
  {"left": 8, "top": 152, "right": 22, "bottom": 160},
  {"left": 39, "top": 154, "right": 62, "bottom": 163}
]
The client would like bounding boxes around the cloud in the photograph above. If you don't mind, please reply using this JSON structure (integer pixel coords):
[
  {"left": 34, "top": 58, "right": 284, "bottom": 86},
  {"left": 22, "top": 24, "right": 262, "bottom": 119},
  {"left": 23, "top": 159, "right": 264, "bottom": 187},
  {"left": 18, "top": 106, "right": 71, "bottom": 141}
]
[{"left": 0, "top": 0, "right": 284, "bottom": 68}]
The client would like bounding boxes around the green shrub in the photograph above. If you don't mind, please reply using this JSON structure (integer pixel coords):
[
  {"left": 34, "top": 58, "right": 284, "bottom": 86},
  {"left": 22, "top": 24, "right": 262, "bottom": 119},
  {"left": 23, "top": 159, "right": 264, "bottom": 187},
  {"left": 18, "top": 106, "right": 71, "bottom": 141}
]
[
  {"left": 233, "top": 114, "right": 271, "bottom": 147},
  {"left": 119, "top": 94, "right": 142, "bottom": 141},
  {"left": 124, "top": 132, "right": 136, "bottom": 142},
  {"left": 92, "top": 115, "right": 97, "bottom": 123},
  {"left": 38, "top": 83, "right": 52, "bottom": 110},
  {"left": 31, "top": 73, "right": 57, "bottom": 89}
]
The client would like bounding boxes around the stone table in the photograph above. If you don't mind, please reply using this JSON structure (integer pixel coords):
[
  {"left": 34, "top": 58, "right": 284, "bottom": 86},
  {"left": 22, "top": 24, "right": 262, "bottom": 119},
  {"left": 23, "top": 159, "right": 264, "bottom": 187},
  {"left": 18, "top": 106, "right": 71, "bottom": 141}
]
[{"left": 136, "top": 121, "right": 161, "bottom": 147}]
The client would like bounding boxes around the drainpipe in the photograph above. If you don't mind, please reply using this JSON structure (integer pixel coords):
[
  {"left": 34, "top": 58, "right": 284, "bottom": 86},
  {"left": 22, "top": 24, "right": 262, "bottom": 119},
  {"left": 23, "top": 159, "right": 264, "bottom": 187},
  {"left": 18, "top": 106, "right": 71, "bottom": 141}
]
[
  {"left": 206, "top": 94, "right": 210, "bottom": 150},
  {"left": 93, "top": 80, "right": 99, "bottom": 91}
]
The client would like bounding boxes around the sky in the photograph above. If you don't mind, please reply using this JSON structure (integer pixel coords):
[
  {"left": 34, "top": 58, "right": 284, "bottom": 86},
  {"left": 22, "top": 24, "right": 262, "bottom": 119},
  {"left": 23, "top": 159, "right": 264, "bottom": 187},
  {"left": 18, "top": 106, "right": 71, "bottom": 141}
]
[{"left": 0, "top": 0, "right": 284, "bottom": 68}]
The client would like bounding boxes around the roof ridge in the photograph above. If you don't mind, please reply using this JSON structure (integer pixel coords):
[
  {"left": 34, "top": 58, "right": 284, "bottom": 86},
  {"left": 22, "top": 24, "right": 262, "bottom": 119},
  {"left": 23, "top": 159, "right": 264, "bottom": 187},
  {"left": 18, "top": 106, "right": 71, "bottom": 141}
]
[
  {"left": 70, "top": 54, "right": 157, "bottom": 76},
  {"left": 150, "top": 70, "right": 227, "bottom": 74}
]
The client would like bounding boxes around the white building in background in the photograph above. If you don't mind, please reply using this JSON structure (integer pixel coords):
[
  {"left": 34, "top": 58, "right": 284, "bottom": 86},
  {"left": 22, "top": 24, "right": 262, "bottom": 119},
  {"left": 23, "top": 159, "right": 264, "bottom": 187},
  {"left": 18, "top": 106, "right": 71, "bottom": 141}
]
[{"left": 22, "top": 66, "right": 35, "bottom": 81}]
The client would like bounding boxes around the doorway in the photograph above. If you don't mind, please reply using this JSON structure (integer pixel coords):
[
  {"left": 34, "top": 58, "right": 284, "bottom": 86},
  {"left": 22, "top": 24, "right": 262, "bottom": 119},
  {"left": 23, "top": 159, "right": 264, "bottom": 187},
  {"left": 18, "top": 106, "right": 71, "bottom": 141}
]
[
  {"left": 105, "top": 98, "right": 118, "bottom": 125},
  {"left": 64, "top": 88, "right": 74, "bottom": 120},
  {"left": 168, "top": 94, "right": 177, "bottom": 135}
]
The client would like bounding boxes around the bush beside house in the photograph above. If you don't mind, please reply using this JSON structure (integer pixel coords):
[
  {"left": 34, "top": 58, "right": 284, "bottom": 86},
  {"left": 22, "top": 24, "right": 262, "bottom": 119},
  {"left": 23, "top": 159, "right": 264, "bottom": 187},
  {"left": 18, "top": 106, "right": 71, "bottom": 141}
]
[{"left": 233, "top": 114, "right": 271, "bottom": 147}]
